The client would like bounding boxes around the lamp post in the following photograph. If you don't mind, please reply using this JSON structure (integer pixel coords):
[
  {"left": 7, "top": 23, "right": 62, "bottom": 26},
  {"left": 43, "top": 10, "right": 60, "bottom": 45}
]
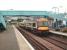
[
  {"left": 52, "top": 7, "right": 59, "bottom": 29},
  {"left": 52, "top": 7, "right": 59, "bottom": 14}
]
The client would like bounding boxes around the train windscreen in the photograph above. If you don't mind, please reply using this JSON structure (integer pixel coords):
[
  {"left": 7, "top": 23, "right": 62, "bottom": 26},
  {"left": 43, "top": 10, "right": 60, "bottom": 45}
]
[{"left": 38, "top": 22, "right": 48, "bottom": 27}]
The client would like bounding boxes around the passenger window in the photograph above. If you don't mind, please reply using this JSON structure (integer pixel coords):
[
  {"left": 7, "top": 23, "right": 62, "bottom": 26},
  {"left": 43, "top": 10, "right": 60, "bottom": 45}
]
[{"left": 33, "top": 23, "right": 36, "bottom": 27}]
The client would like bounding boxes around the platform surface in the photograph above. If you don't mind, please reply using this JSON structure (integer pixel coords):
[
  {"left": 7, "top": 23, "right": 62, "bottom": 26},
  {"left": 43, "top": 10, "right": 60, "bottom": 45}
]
[
  {"left": 50, "top": 30, "right": 67, "bottom": 36},
  {"left": 0, "top": 25, "right": 34, "bottom": 50}
]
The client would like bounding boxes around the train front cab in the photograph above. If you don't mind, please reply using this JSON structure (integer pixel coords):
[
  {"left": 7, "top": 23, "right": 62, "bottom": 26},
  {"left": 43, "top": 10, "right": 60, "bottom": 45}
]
[
  {"left": 37, "top": 26, "right": 49, "bottom": 35},
  {"left": 36, "top": 18, "right": 49, "bottom": 36}
]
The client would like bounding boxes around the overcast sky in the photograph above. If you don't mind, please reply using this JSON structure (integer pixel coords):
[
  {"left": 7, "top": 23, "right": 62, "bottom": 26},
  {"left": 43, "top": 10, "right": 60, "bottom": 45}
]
[{"left": 0, "top": 0, "right": 67, "bottom": 13}]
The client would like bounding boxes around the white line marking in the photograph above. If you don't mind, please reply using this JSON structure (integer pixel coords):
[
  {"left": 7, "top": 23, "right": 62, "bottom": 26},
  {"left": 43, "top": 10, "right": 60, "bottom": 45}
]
[{"left": 13, "top": 25, "right": 35, "bottom": 50}]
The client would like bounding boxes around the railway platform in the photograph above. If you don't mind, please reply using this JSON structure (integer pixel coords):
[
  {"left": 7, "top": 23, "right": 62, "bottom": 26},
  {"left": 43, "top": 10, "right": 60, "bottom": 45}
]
[
  {"left": 0, "top": 25, "right": 34, "bottom": 50},
  {"left": 50, "top": 30, "right": 67, "bottom": 36}
]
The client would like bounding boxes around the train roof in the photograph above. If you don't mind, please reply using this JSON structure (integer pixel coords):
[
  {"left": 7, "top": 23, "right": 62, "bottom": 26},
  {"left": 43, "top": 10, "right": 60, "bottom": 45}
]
[{"left": 23, "top": 20, "right": 36, "bottom": 23}]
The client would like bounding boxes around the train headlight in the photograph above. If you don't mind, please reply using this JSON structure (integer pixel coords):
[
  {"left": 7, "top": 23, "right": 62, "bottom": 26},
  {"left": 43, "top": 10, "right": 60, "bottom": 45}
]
[{"left": 38, "top": 27, "right": 48, "bottom": 31}]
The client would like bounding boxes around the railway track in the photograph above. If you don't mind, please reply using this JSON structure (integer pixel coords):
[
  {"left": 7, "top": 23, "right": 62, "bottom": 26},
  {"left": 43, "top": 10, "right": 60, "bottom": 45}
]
[
  {"left": 48, "top": 34, "right": 67, "bottom": 44},
  {"left": 23, "top": 27, "right": 67, "bottom": 49},
  {"left": 42, "top": 36, "right": 67, "bottom": 50},
  {"left": 17, "top": 26, "right": 67, "bottom": 50},
  {"left": 17, "top": 27, "right": 48, "bottom": 50}
]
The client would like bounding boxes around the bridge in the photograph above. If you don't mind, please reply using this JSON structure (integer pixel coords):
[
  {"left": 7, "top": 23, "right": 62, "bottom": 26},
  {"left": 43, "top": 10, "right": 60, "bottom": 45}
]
[{"left": 0, "top": 10, "right": 67, "bottom": 29}]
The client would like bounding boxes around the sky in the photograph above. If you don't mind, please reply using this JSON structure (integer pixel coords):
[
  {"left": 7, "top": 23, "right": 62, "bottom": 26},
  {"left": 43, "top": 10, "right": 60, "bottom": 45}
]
[{"left": 0, "top": 0, "right": 67, "bottom": 13}]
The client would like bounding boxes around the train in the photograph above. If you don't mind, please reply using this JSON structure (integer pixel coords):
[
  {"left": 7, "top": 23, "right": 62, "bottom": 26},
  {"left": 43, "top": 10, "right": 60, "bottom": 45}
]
[{"left": 19, "top": 18, "right": 49, "bottom": 35}]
